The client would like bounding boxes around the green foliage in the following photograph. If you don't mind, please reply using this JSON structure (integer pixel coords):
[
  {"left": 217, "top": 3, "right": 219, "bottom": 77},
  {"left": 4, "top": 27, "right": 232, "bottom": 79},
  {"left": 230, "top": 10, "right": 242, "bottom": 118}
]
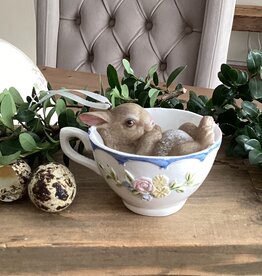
[
  {"left": 105, "top": 59, "right": 187, "bottom": 108},
  {"left": 187, "top": 49, "right": 262, "bottom": 167},
  {"left": 0, "top": 87, "right": 88, "bottom": 167}
]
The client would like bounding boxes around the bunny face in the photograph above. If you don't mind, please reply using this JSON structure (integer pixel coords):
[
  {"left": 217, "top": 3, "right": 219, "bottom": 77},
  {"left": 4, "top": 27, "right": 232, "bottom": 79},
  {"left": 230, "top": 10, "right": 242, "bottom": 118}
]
[{"left": 79, "top": 103, "right": 156, "bottom": 152}]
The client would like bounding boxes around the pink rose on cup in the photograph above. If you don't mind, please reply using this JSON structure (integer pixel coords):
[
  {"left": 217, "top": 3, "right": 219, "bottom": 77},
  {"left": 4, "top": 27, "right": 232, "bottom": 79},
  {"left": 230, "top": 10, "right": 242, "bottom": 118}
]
[{"left": 132, "top": 177, "right": 154, "bottom": 194}]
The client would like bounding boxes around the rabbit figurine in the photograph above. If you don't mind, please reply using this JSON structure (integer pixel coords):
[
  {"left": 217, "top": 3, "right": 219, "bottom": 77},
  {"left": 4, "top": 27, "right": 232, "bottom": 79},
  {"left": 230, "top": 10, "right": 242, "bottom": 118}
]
[{"left": 79, "top": 103, "right": 215, "bottom": 156}]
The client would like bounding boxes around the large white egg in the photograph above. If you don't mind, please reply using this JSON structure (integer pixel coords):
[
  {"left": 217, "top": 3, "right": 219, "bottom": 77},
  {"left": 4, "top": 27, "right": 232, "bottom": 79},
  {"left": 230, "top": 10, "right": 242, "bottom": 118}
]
[{"left": 0, "top": 39, "right": 48, "bottom": 99}]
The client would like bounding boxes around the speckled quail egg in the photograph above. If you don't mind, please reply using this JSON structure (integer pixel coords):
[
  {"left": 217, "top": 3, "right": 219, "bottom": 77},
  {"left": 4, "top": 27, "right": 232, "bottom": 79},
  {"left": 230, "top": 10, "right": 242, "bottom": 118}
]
[
  {"left": 28, "top": 163, "right": 76, "bottom": 212},
  {"left": 0, "top": 159, "right": 31, "bottom": 202}
]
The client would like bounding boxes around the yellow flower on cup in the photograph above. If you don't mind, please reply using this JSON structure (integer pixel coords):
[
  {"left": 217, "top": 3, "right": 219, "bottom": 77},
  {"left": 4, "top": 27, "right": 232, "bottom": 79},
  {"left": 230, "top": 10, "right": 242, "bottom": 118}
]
[{"left": 152, "top": 175, "right": 171, "bottom": 198}]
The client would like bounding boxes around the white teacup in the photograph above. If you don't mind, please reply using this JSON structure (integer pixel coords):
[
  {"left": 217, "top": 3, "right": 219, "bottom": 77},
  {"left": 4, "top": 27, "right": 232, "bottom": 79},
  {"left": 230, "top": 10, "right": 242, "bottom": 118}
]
[{"left": 60, "top": 108, "right": 222, "bottom": 216}]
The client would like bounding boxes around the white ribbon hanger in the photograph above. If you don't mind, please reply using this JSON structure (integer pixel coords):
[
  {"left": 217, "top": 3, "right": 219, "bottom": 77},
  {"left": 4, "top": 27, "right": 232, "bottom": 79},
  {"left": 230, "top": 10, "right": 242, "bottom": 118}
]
[{"left": 39, "top": 89, "right": 112, "bottom": 110}]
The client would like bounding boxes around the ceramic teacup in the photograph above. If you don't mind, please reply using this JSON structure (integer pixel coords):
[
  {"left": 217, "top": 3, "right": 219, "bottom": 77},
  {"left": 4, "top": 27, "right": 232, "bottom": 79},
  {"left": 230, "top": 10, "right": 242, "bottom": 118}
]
[{"left": 60, "top": 108, "right": 222, "bottom": 216}]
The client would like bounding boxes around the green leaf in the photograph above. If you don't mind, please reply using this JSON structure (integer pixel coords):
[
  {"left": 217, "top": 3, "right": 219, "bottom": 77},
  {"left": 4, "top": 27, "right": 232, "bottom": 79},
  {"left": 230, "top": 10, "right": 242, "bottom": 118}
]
[
  {"left": 166, "top": 66, "right": 187, "bottom": 88},
  {"left": 110, "top": 87, "right": 121, "bottom": 98},
  {"left": 212, "top": 85, "right": 233, "bottom": 106},
  {"left": 148, "top": 88, "right": 158, "bottom": 97},
  {"left": 14, "top": 110, "right": 35, "bottom": 123},
  {"left": 0, "top": 138, "right": 22, "bottom": 155},
  {"left": 1, "top": 93, "right": 16, "bottom": 129},
  {"left": 122, "top": 59, "right": 134, "bottom": 75},
  {"left": 137, "top": 91, "right": 149, "bottom": 107},
  {"left": 218, "top": 64, "right": 248, "bottom": 87},
  {"left": 43, "top": 129, "right": 59, "bottom": 144},
  {"left": 187, "top": 91, "right": 206, "bottom": 111},
  {"left": 241, "top": 101, "right": 259, "bottom": 119},
  {"left": 147, "top": 64, "right": 158, "bottom": 79},
  {"left": 249, "top": 149, "right": 262, "bottom": 165},
  {"left": 0, "top": 90, "right": 7, "bottom": 104},
  {"left": 45, "top": 107, "right": 56, "bottom": 125},
  {"left": 112, "top": 95, "right": 116, "bottom": 107},
  {"left": 246, "top": 125, "right": 257, "bottom": 139},
  {"left": 148, "top": 88, "right": 159, "bottom": 107},
  {"left": 247, "top": 50, "right": 262, "bottom": 75},
  {"left": 0, "top": 151, "right": 21, "bottom": 166},
  {"left": 120, "top": 84, "right": 129, "bottom": 99},
  {"left": 58, "top": 109, "right": 78, "bottom": 128},
  {"left": 168, "top": 98, "right": 184, "bottom": 109},
  {"left": 220, "top": 64, "right": 236, "bottom": 82},
  {"left": 249, "top": 78, "right": 262, "bottom": 100},
  {"left": 55, "top": 98, "right": 66, "bottom": 116},
  {"left": 144, "top": 80, "right": 151, "bottom": 90},
  {"left": 236, "top": 70, "right": 249, "bottom": 85},
  {"left": 244, "top": 139, "right": 261, "bottom": 151},
  {"left": 230, "top": 143, "right": 248, "bottom": 157},
  {"left": 8, "top": 87, "right": 24, "bottom": 105},
  {"left": 219, "top": 123, "right": 237, "bottom": 136},
  {"left": 217, "top": 109, "right": 238, "bottom": 135},
  {"left": 19, "top": 133, "right": 38, "bottom": 152},
  {"left": 107, "top": 64, "right": 121, "bottom": 92},
  {"left": 27, "top": 118, "right": 45, "bottom": 134},
  {"left": 235, "top": 135, "right": 250, "bottom": 146},
  {"left": 218, "top": 108, "right": 237, "bottom": 123},
  {"left": 153, "top": 71, "right": 159, "bottom": 86},
  {"left": 218, "top": 70, "right": 231, "bottom": 86},
  {"left": 38, "top": 91, "right": 48, "bottom": 101}
]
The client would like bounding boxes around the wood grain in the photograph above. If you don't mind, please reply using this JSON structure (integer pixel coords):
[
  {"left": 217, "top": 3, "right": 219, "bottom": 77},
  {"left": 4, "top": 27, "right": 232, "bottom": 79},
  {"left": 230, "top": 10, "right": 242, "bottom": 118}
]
[
  {"left": 0, "top": 67, "right": 261, "bottom": 275},
  {"left": 233, "top": 5, "right": 262, "bottom": 32}
]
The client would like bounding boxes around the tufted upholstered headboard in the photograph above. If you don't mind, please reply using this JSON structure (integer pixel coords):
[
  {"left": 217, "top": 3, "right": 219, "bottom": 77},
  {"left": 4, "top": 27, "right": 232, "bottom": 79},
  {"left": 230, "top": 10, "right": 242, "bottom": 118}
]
[{"left": 36, "top": 0, "right": 236, "bottom": 88}]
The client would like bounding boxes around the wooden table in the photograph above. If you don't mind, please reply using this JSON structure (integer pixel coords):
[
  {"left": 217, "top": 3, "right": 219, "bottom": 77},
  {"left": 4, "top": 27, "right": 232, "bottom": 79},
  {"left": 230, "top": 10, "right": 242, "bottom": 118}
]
[{"left": 0, "top": 67, "right": 261, "bottom": 275}]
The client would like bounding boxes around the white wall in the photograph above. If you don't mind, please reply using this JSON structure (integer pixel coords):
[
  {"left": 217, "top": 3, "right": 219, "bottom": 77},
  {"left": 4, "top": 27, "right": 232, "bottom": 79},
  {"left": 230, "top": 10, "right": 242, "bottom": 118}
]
[
  {"left": 0, "top": 0, "right": 36, "bottom": 62},
  {"left": 0, "top": 0, "right": 260, "bottom": 67}
]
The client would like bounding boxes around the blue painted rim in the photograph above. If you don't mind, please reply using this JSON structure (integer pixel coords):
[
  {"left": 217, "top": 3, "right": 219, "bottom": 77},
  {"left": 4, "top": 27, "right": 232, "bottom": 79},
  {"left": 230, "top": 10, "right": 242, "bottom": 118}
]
[{"left": 89, "top": 133, "right": 222, "bottom": 169}]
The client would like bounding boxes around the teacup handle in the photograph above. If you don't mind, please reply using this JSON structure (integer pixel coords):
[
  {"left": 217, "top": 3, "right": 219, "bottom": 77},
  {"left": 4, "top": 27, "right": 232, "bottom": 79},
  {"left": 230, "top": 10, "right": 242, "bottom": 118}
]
[{"left": 60, "top": 127, "right": 101, "bottom": 175}]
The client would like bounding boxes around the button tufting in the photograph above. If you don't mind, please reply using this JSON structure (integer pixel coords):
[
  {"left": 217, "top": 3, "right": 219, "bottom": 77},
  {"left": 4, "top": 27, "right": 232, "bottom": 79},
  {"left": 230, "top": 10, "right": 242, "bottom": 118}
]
[
  {"left": 185, "top": 26, "right": 193, "bottom": 34},
  {"left": 160, "top": 62, "right": 167, "bottom": 71},
  {"left": 109, "top": 18, "right": 115, "bottom": 28},
  {"left": 145, "top": 20, "right": 153, "bottom": 31},
  {"left": 75, "top": 17, "right": 81, "bottom": 26},
  {"left": 123, "top": 54, "right": 130, "bottom": 61},
  {"left": 88, "top": 52, "right": 94, "bottom": 63}
]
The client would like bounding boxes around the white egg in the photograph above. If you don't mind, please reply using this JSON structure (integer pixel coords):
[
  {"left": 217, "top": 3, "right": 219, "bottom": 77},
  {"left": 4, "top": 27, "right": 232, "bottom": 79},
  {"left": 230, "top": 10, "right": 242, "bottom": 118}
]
[
  {"left": 0, "top": 159, "right": 31, "bottom": 202},
  {"left": 0, "top": 39, "right": 59, "bottom": 125},
  {"left": 28, "top": 163, "right": 76, "bottom": 212},
  {"left": 0, "top": 39, "right": 48, "bottom": 98}
]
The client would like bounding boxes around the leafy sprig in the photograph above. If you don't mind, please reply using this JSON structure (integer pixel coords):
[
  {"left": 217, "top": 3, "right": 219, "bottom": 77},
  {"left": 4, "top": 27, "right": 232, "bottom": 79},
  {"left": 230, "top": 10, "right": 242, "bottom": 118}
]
[
  {"left": 186, "top": 50, "right": 262, "bottom": 166},
  {"left": 106, "top": 59, "right": 187, "bottom": 109},
  {"left": 0, "top": 88, "right": 88, "bottom": 167}
]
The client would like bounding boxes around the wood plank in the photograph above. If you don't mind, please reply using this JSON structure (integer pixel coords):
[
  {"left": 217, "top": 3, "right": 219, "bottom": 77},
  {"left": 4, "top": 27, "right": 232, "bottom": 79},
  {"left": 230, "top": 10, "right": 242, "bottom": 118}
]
[{"left": 233, "top": 5, "right": 262, "bottom": 32}]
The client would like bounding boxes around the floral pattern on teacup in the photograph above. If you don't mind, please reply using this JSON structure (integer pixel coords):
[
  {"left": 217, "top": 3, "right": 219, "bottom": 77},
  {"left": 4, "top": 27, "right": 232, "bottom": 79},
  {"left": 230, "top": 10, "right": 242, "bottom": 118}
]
[{"left": 99, "top": 164, "right": 198, "bottom": 201}]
